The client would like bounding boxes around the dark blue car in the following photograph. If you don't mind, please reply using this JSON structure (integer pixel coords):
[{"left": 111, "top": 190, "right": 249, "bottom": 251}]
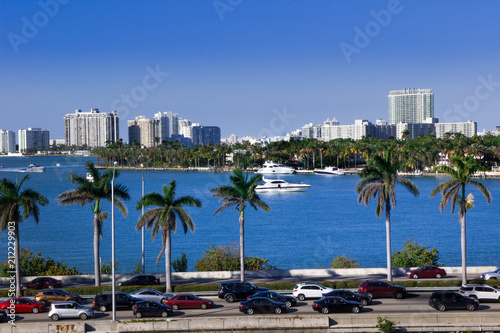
[{"left": 133, "top": 301, "right": 172, "bottom": 318}]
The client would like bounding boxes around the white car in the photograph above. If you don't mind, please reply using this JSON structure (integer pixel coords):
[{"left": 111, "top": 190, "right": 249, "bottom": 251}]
[
  {"left": 480, "top": 267, "right": 500, "bottom": 280},
  {"left": 459, "top": 284, "right": 500, "bottom": 302},
  {"left": 129, "top": 289, "right": 173, "bottom": 304},
  {"left": 48, "top": 301, "right": 94, "bottom": 321},
  {"left": 292, "top": 283, "right": 334, "bottom": 301}
]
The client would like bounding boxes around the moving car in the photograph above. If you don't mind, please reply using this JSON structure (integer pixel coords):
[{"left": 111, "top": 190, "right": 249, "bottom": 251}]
[
  {"left": 35, "top": 289, "right": 81, "bottom": 305},
  {"left": 21, "top": 277, "right": 62, "bottom": 290},
  {"left": 164, "top": 293, "right": 213, "bottom": 310},
  {"left": 459, "top": 284, "right": 500, "bottom": 302},
  {"left": 218, "top": 282, "right": 268, "bottom": 303},
  {"left": 93, "top": 292, "right": 140, "bottom": 312},
  {"left": 322, "top": 289, "right": 372, "bottom": 306},
  {"left": 480, "top": 267, "right": 500, "bottom": 280},
  {"left": 133, "top": 301, "right": 172, "bottom": 318},
  {"left": 428, "top": 291, "right": 478, "bottom": 311},
  {"left": 239, "top": 297, "right": 287, "bottom": 315},
  {"left": 247, "top": 291, "right": 297, "bottom": 307},
  {"left": 117, "top": 275, "right": 160, "bottom": 286},
  {"left": 406, "top": 266, "right": 447, "bottom": 279},
  {"left": 0, "top": 298, "right": 46, "bottom": 313},
  {"left": 293, "top": 283, "right": 334, "bottom": 301},
  {"left": 312, "top": 296, "right": 364, "bottom": 314},
  {"left": 358, "top": 280, "right": 406, "bottom": 299},
  {"left": 48, "top": 301, "right": 94, "bottom": 321},
  {"left": 129, "top": 289, "right": 173, "bottom": 304}
]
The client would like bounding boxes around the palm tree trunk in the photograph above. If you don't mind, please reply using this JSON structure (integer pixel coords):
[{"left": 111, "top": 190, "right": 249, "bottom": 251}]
[
  {"left": 239, "top": 210, "right": 245, "bottom": 282},
  {"left": 460, "top": 207, "right": 467, "bottom": 286},
  {"left": 14, "top": 222, "right": 21, "bottom": 297},
  {"left": 165, "top": 230, "right": 172, "bottom": 292},
  {"left": 385, "top": 201, "right": 392, "bottom": 282},
  {"left": 94, "top": 214, "right": 101, "bottom": 286}
]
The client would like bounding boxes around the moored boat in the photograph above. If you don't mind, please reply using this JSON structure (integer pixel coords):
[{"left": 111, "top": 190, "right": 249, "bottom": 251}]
[
  {"left": 255, "top": 177, "right": 310, "bottom": 192},
  {"left": 313, "top": 166, "right": 345, "bottom": 175},
  {"left": 256, "top": 161, "right": 296, "bottom": 174}
]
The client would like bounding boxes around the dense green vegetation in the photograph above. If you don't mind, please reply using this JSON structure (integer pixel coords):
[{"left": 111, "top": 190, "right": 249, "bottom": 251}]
[
  {"left": 391, "top": 240, "right": 440, "bottom": 268},
  {"left": 329, "top": 256, "right": 360, "bottom": 268}
]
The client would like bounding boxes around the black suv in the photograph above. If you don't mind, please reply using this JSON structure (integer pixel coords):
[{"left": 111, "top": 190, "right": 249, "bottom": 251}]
[
  {"left": 117, "top": 275, "right": 160, "bottom": 286},
  {"left": 428, "top": 291, "right": 479, "bottom": 311},
  {"left": 93, "top": 292, "right": 140, "bottom": 312},
  {"left": 322, "top": 289, "right": 372, "bottom": 306},
  {"left": 218, "top": 282, "right": 268, "bottom": 303}
]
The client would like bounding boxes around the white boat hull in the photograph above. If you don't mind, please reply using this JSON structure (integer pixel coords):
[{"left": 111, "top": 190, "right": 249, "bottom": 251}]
[{"left": 255, "top": 184, "right": 310, "bottom": 192}]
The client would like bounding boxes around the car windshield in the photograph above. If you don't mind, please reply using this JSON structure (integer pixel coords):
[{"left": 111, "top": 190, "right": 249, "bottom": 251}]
[{"left": 494, "top": 268, "right": 500, "bottom": 273}]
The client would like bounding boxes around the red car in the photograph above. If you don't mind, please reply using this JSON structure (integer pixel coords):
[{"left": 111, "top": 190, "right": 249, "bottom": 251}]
[
  {"left": 406, "top": 266, "right": 447, "bottom": 279},
  {"left": 0, "top": 298, "right": 47, "bottom": 313},
  {"left": 164, "top": 293, "right": 214, "bottom": 310},
  {"left": 21, "top": 277, "right": 62, "bottom": 290}
]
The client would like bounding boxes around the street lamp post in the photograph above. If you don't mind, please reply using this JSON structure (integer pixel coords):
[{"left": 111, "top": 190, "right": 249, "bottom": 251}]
[
  {"left": 141, "top": 163, "right": 145, "bottom": 274},
  {"left": 111, "top": 161, "right": 117, "bottom": 321}
]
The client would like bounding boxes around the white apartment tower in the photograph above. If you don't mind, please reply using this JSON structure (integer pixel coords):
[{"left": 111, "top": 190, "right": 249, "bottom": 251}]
[
  {"left": 0, "top": 129, "right": 16, "bottom": 153},
  {"left": 127, "top": 116, "right": 159, "bottom": 147},
  {"left": 178, "top": 118, "right": 192, "bottom": 139},
  {"left": 64, "top": 109, "right": 119, "bottom": 147},
  {"left": 388, "top": 89, "right": 434, "bottom": 124},
  {"left": 154, "top": 111, "right": 178, "bottom": 141},
  {"left": 18, "top": 128, "right": 50, "bottom": 153}
]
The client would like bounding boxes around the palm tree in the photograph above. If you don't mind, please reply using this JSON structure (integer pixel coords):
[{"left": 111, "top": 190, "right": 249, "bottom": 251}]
[
  {"left": 355, "top": 149, "right": 420, "bottom": 281},
  {"left": 56, "top": 161, "right": 129, "bottom": 286},
  {"left": 0, "top": 175, "right": 49, "bottom": 296},
  {"left": 430, "top": 155, "right": 491, "bottom": 285},
  {"left": 210, "top": 168, "right": 270, "bottom": 282},
  {"left": 135, "top": 180, "right": 201, "bottom": 292}
]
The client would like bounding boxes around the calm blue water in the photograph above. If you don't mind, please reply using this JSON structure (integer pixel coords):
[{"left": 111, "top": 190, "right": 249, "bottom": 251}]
[{"left": 1, "top": 155, "right": 499, "bottom": 274}]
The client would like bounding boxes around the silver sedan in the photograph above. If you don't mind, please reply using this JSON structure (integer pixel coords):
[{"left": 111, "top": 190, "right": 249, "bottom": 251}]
[{"left": 129, "top": 289, "right": 173, "bottom": 304}]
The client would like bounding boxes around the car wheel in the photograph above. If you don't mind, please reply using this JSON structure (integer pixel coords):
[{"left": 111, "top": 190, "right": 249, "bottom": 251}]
[
  {"left": 436, "top": 273, "right": 442, "bottom": 278},
  {"left": 32, "top": 307, "right": 39, "bottom": 314},
  {"left": 297, "top": 294, "right": 305, "bottom": 301},
  {"left": 412, "top": 274, "right": 419, "bottom": 279},
  {"left": 366, "top": 292, "right": 374, "bottom": 299},
  {"left": 247, "top": 308, "right": 254, "bottom": 315},
  {"left": 135, "top": 312, "right": 142, "bottom": 318},
  {"left": 360, "top": 299, "right": 368, "bottom": 306},
  {"left": 321, "top": 307, "right": 329, "bottom": 314},
  {"left": 172, "top": 304, "right": 179, "bottom": 310},
  {"left": 437, "top": 303, "right": 446, "bottom": 312},
  {"left": 48, "top": 285, "right": 54, "bottom": 289},
  {"left": 284, "top": 300, "right": 292, "bottom": 308},
  {"left": 200, "top": 303, "right": 208, "bottom": 310},
  {"left": 161, "top": 311, "right": 169, "bottom": 318},
  {"left": 80, "top": 313, "right": 88, "bottom": 320},
  {"left": 467, "top": 303, "right": 476, "bottom": 311},
  {"left": 41, "top": 300, "right": 48, "bottom": 306},
  {"left": 274, "top": 307, "right": 282, "bottom": 314},
  {"left": 352, "top": 306, "right": 360, "bottom": 313},
  {"left": 99, "top": 305, "right": 107, "bottom": 312},
  {"left": 225, "top": 294, "right": 235, "bottom": 303},
  {"left": 160, "top": 298, "right": 166, "bottom": 304},
  {"left": 51, "top": 314, "right": 59, "bottom": 321},
  {"left": 394, "top": 291, "right": 403, "bottom": 299}
]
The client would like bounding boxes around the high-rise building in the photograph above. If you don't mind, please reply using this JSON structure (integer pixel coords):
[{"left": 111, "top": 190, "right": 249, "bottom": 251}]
[
  {"left": 388, "top": 89, "right": 434, "bottom": 124},
  {"left": 192, "top": 126, "right": 221, "bottom": 146},
  {"left": 0, "top": 129, "right": 16, "bottom": 153},
  {"left": 18, "top": 128, "right": 50, "bottom": 153},
  {"left": 64, "top": 109, "right": 119, "bottom": 147},
  {"left": 435, "top": 121, "right": 477, "bottom": 139},
  {"left": 178, "top": 118, "right": 192, "bottom": 138},
  {"left": 154, "top": 111, "right": 178, "bottom": 141},
  {"left": 127, "top": 116, "right": 159, "bottom": 147}
]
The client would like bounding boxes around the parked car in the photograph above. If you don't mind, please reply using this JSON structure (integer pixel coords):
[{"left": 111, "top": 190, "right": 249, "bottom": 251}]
[
  {"left": 117, "top": 275, "right": 160, "bottom": 286},
  {"left": 129, "top": 289, "right": 173, "bottom": 304},
  {"left": 312, "top": 296, "right": 364, "bottom": 314},
  {"left": 93, "top": 292, "right": 140, "bottom": 312},
  {"left": 428, "top": 291, "right": 478, "bottom": 311},
  {"left": 293, "top": 283, "right": 334, "bottom": 301},
  {"left": 217, "top": 282, "right": 268, "bottom": 303},
  {"left": 48, "top": 301, "right": 94, "bottom": 321},
  {"left": 239, "top": 297, "right": 287, "bottom": 315},
  {"left": 164, "top": 293, "right": 213, "bottom": 310},
  {"left": 480, "top": 267, "right": 500, "bottom": 280},
  {"left": 35, "top": 289, "right": 81, "bottom": 305},
  {"left": 0, "top": 298, "right": 46, "bottom": 313},
  {"left": 358, "top": 280, "right": 406, "bottom": 299},
  {"left": 21, "top": 277, "right": 62, "bottom": 290},
  {"left": 459, "top": 284, "right": 500, "bottom": 302},
  {"left": 133, "top": 301, "right": 172, "bottom": 318},
  {"left": 406, "top": 266, "right": 447, "bottom": 279},
  {"left": 247, "top": 291, "right": 297, "bottom": 307},
  {"left": 0, "top": 309, "right": 7, "bottom": 322},
  {"left": 322, "top": 289, "right": 372, "bottom": 306}
]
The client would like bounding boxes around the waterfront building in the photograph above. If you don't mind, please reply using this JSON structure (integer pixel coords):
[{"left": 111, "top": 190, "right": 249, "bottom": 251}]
[
  {"left": 178, "top": 118, "right": 192, "bottom": 139},
  {"left": 0, "top": 129, "right": 16, "bottom": 153},
  {"left": 127, "top": 116, "right": 159, "bottom": 147},
  {"left": 192, "top": 126, "right": 221, "bottom": 146},
  {"left": 388, "top": 88, "right": 434, "bottom": 124},
  {"left": 64, "top": 109, "right": 119, "bottom": 147},
  {"left": 18, "top": 127, "right": 50, "bottom": 153},
  {"left": 302, "top": 123, "right": 322, "bottom": 139},
  {"left": 396, "top": 122, "right": 436, "bottom": 140},
  {"left": 154, "top": 111, "right": 178, "bottom": 141},
  {"left": 435, "top": 120, "right": 477, "bottom": 139}
]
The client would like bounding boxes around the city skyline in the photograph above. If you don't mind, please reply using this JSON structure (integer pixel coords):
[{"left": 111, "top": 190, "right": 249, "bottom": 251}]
[{"left": 1, "top": 1, "right": 499, "bottom": 139}]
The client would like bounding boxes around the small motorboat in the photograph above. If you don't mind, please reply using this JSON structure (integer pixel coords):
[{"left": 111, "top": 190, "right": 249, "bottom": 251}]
[
  {"left": 256, "top": 161, "right": 296, "bottom": 174},
  {"left": 26, "top": 162, "right": 46, "bottom": 172},
  {"left": 255, "top": 177, "right": 310, "bottom": 193},
  {"left": 313, "top": 166, "right": 345, "bottom": 175}
]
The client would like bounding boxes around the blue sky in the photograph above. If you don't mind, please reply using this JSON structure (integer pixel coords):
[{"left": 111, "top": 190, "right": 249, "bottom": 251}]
[{"left": 1, "top": 0, "right": 499, "bottom": 140}]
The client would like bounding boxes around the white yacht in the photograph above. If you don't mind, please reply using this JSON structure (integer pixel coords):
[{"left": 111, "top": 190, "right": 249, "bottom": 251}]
[
  {"left": 26, "top": 162, "right": 46, "bottom": 172},
  {"left": 313, "top": 166, "right": 345, "bottom": 175},
  {"left": 256, "top": 161, "right": 296, "bottom": 174},
  {"left": 255, "top": 178, "right": 310, "bottom": 193}
]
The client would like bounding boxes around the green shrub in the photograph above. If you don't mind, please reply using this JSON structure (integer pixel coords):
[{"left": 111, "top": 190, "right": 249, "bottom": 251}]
[
  {"left": 194, "top": 244, "right": 278, "bottom": 271},
  {"left": 100, "top": 261, "right": 119, "bottom": 274},
  {"left": 172, "top": 253, "right": 188, "bottom": 272},
  {"left": 330, "top": 256, "right": 360, "bottom": 268},
  {"left": 391, "top": 239, "right": 440, "bottom": 268}
]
